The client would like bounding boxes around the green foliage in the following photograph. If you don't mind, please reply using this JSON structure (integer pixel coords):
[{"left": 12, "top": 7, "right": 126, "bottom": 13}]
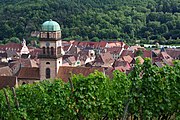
[
  {"left": 0, "top": 0, "right": 180, "bottom": 44},
  {"left": 0, "top": 59, "right": 180, "bottom": 119}
]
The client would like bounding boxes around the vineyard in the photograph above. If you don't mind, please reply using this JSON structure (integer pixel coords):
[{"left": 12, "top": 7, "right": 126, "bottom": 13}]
[{"left": 0, "top": 59, "right": 180, "bottom": 119}]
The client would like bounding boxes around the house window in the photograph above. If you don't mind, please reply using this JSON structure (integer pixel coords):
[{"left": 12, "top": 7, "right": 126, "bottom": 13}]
[
  {"left": 51, "top": 47, "right": 54, "bottom": 55},
  {"left": 46, "top": 68, "right": 51, "bottom": 79},
  {"left": 47, "top": 47, "right": 50, "bottom": 55},
  {"left": 43, "top": 47, "right": 45, "bottom": 54}
]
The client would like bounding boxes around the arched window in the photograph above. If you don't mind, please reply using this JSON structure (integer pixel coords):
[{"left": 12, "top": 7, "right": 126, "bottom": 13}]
[
  {"left": 46, "top": 68, "right": 51, "bottom": 79},
  {"left": 51, "top": 47, "right": 54, "bottom": 55},
  {"left": 46, "top": 62, "right": 50, "bottom": 64},
  {"left": 22, "top": 82, "right": 26, "bottom": 85},
  {"left": 47, "top": 47, "right": 50, "bottom": 55},
  {"left": 43, "top": 47, "right": 45, "bottom": 54}
]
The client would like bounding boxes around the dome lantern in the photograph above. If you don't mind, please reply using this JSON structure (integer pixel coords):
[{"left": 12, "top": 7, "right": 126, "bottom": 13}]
[{"left": 42, "top": 19, "right": 61, "bottom": 32}]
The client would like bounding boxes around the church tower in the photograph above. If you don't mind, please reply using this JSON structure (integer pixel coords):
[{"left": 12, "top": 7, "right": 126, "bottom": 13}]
[{"left": 39, "top": 20, "right": 64, "bottom": 80}]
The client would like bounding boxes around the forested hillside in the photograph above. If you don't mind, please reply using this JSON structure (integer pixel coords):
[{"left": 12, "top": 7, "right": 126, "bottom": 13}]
[{"left": 0, "top": 0, "right": 180, "bottom": 44}]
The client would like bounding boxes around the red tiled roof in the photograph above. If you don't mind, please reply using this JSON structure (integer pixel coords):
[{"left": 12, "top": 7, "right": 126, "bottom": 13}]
[
  {"left": 135, "top": 56, "right": 144, "bottom": 64},
  {"left": 143, "top": 50, "right": 152, "bottom": 58},
  {"left": 154, "top": 62, "right": 165, "bottom": 68},
  {"left": 29, "top": 48, "right": 42, "bottom": 58},
  {"left": 103, "top": 67, "right": 114, "bottom": 78},
  {"left": 113, "top": 59, "right": 131, "bottom": 70},
  {"left": 107, "top": 47, "right": 122, "bottom": 54},
  {"left": 129, "top": 45, "right": 144, "bottom": 51},
  {"left": 166, "top": 49, "right": 180, "bottom": 59},
  {"left": 101, "top": 52, "right": 114, "bottom": 64},
  {"left": 124, "top": 45, "right": 129, "bottom": 49},
  {"left": 93, "top": 52, "right": 114, "bottom": 67},
  {"left": 0, "top": 66, "right": 13, "bottom": 76},
  {"left": 99, "top": 41, "right": 107, "bottom": 47},
  {"left": 18, "top": 58, "right": 38, "bottom": 67},
  {"left": 72, "top": 41, "right": 80, "bottom": 46},
  {"left": 120, "top": 50, "right": 134, "bottom": 57},
  {"left": 152, "top": 49, "right": 160, "bottom": 56},
  {"left": 0, "top": 76, "right": 17, "bottom": 89},
  {"left": 57, "top": 66, "right": 104, "bottom": 82},
  {"left": 0, "top": 62, "right": 8, "bottom": 68},
  {"left": 162, "top": 59, "right": 173, "bottom": 66},
  {"left": 18, "top": 67, "right": 40, "bottom": 80},
  {"left": 3, "top": 43, "right": 22, "bottom": 52},
  {"left": 122, "top": 55, "right": 133, "bottom": 63},
  {"left": 160, "top": 52, "right": 172, "bottom": 60}
]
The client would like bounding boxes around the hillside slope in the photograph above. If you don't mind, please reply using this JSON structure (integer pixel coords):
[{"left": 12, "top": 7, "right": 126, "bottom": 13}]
[{"left": 0, "top": 0, "right": 179, "bottom": 43}]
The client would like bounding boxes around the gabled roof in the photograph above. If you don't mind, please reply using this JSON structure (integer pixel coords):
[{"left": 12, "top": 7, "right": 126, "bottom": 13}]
[
  {"left": 107, "top": 47, "right": 122, "bottom": 54},
  {"left": 101, "top": 52, "right": 114, "bottom": 64},
  {"left": 2, "top": 43, "right": 22, "bottom": 52},
  {"left": 0, "top": 52, "right": 7, "bottom": 58},
  {"left": 29, "top": 48, "right": 42, "bottom": 59},
  {"left": 18, "top": 67, "right": 40, "bottom": 80},
  {"left": 124, "top": 45, "right": 129, "bottom": 49},
  {"left": 57, "top": 66, "right": 104, "bottom": 82},
  {"left": 112, "top": 59, "right": 131, "bottom": 70},
  {"left": 113, "top": 60, "right": 131, "bottom": 72},
  {"left": 159, "top": 52, "right": 172, "bottom": 60},
  {"left": 6, "top": 50, "right": 19, "bottom": 58},
  {"left": 103, "top": 67, "right": 114, "bottom": 79},
  {"left": 162, "top": 59, "right": 173, "bottom": 66},
  {"left": 99, "top": 41, "right": 108, "bottom": 48},
  {"left": 9, "top": 62, "right": 21, "bottom": 76},
  {"left": 63, "top": 55, "right": 77, "bottom": 66},
  {"left": 0, "top": 62, "right": 8, "bottom": 68},
  {"left": 152, "top": 49, "right": 160, "bottom": 56},
  {"left": 93, "top": 52, "right": 114, "bottom": 67},
  {"left": 120, "top": 50, "right": 134, "bottom": 57},
  {"left": 18, "top": 58, "right": 38, "bottom": 68},
  {"left": 122, "top": 55, "right": 133, "bottom": 63},
  {"left": 0, "top": 76, "right": 17, "bottom": 89},
  {"left": 143, "top": 50, "right": 152, "bottom": 58},
  {"left": 154, "top": 62, "right": 165, "bottom": 68},
  {"left": 129, "top": 45, "right": 144, "bottom": 51},
  {"left": 166, "top": 48, "right": 180, "bottom": 59},
  {"left": 66, "top": 45, "right": 80, "bottom": 55},
  {"left": 135, "top": 56, "right": 144, "bottom": 64},
  {"left": 0, "top": 66, "right": 13, "bottom": 76}
]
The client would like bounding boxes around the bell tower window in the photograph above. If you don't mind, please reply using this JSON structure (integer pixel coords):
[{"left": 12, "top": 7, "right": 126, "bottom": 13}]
[
  {"left": 43, "top": 47, "right": 45, "bottom": 54},
  {"left": 49, "top": 32, "right": 53, "bottom": 38},
  {"left": 41, "top": 32, "right": 47, "bottom": 38},
  {"left": 47, "top": 47, "right": 50, "bottom": 55},
  {"left": 46, "top": 68, "right": 51, "bottom": 79}
]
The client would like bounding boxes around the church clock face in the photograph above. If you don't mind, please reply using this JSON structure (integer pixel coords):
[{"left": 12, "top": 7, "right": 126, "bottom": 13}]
[{"left": 46, "top": 42, "right": 50, "bottom": 47}]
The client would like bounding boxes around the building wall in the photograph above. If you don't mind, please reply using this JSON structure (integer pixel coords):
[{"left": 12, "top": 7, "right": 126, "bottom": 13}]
[
  {"left": 18, "top": 79, "right": 39, "bottom": 85},
  {"left": 40, "top": 40, "right": 62, "bottom": 55},
  {"left": 39, "top": 58, "right": 62, "bottom": 80}
]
